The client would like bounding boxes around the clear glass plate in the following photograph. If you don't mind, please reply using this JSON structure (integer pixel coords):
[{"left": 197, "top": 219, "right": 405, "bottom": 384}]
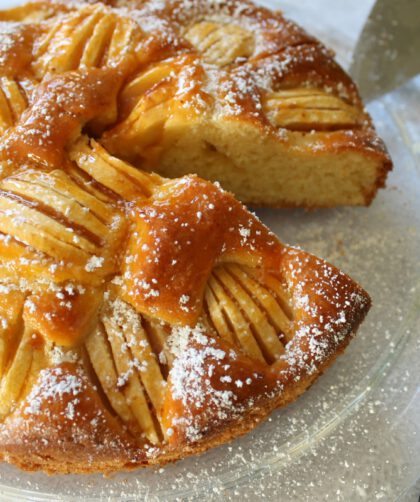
[{"left": 0, "top": 1, "right": 419, "bottom": 501}]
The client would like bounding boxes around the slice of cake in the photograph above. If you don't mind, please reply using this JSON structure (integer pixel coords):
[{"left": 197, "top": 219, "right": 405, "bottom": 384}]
[
  {"left": 0, "top": 0, "right": 392, "bottom": 208},
  {"left": 106, "top": 0, "right": 393, "bottom": 207}
]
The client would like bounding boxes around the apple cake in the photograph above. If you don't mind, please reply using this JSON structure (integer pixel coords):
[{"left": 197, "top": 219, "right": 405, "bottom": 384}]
[
  {"left": 0, "top": 0, "right": 372, "bottom": 474},
  {"left": 0, "top": 0, "right": 391, "bottom": 208}
]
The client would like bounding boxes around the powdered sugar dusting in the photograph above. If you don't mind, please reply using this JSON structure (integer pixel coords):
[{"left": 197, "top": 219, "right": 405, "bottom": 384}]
[
  {"left": 24, "top": 368, "right": 83, "bottom": 418},
  {"left": 167, "top": 323, "right": 250, "bottom": 442}
]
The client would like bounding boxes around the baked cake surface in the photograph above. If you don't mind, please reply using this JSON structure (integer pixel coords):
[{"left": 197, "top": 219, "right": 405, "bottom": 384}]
[
  {"left": 0, "top": 0, "right": 372, "bottom": 474},
  {"left": 0, "top": 0, "right": 391, "bottom": 208}
]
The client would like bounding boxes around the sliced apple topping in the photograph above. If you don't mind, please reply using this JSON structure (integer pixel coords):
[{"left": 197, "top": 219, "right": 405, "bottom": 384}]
[
  {"left": 264, "top": 88, "right": 363, "bottom": 131},
  {"left": 205, "top": 264, "right": 293, "bottom": 364},
  {"left": 33, "top": 5, "right": 142, "bottom": 78},
  {"left": 185, "top": 22, "right": 254, "bottom": 66},
  {"left": 0, "top": 78, "right": 28, "bottom": 134},
  {"left": 0, "top": 167, "right": 125, "bottom": 275}
]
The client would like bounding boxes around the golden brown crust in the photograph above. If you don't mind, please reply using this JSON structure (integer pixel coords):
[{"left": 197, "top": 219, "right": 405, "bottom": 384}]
[{"left": 0, "top": 363, "right": 143, "bottom": 474}]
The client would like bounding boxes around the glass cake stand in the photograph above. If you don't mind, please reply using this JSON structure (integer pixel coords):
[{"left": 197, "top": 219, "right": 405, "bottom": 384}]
[{"left": 0, "top": 1, "right": 419, "bottom": 500}]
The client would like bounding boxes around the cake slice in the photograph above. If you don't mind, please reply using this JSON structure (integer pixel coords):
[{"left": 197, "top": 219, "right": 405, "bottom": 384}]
[
  {"left": 105, "top": 0, "right": 392, "bottom": 207},
  {"left": 0, "top": 0, "right": 392, "bottom": 208}
]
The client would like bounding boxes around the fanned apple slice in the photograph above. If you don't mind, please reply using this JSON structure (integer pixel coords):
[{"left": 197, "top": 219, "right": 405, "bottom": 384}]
[
  {"left": 33, "top": 4, "right": 142, "bottom": 78},
  {"left": 0, "top": 78, "right": 28, "bottom": 123},
  {"left": 247, "top": 268, "right": 295, "bottom": 322},
  {"left": 0, "top": 197, "right": 94, "bottom": 265},
  {"left": 142, "top": 319, "right": 173, "bottom": 369},
  {"left": 102, "top": 306, "right": 160, "bottom": 445},
  {"left": 0, "top": 167, "right": 126, "bottom": 277},
  {"left": 34, "top": 8, "right": 104, "bottom": 75},
  {"left": 227, "top": 264, "right": 293, "bottom": 342},
  {"left": 0, "top": 88, "right": 13, "bottom": 134},
  {"left": 213, "top": 265, "right": 285, "bottom": 362},
  {"left": 2, "top": 175, "right": 109, "bottom": 239},
  {"left": 0, "top": 327, "right": 33, "bottom": 417},
  {"left": 0, "top": 75, "right": 29, "bottom": 137},
  {"left": 207, "top": 274, "right": 265, "bottom": 362},
  {"left": 184, "top": 21, "right": 255, "bottom": 66},
  {"left": 80, "top": 13, "right": 117, "bottom": 68},
  {"left": 44, "top": 169, "right": 115, "bottom": 222},
  {"left": 106, "top": 15, "right": 140, "bottom": 66},
  {"left": 0, "top": 288, "right": 25, "bottom": 378},
  {"left": 70, "top": 137, "right": 161, "bottom": 200},
  {"left": 121, "top": 61, "right": 175, "bottom": 109},
  {"left": 264, "top": 88, "right": 363, "bottom": 131},
  {"left": 204, "top": 285, "right": 236, "bottom": 345},
  {"left": 85, "top": 325, "right": 138, "bottom": 431},
  {"left": 114, "top": 300, "right": 167, "bottom": 423}
]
